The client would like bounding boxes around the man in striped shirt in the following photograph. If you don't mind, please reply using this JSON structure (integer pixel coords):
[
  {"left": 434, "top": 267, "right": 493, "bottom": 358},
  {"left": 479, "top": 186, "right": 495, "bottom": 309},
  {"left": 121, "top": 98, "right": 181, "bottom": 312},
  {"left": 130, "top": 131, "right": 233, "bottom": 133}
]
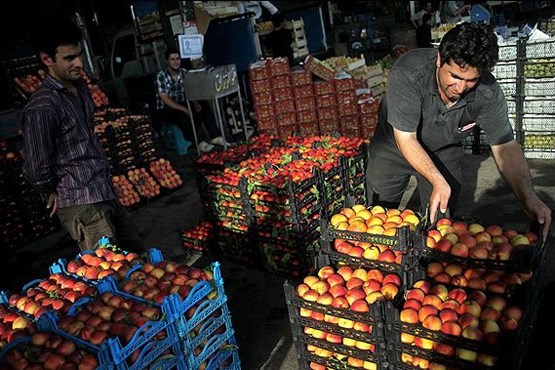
[{"left": 21, "top": 17, "right": 143, "bottom": 253}]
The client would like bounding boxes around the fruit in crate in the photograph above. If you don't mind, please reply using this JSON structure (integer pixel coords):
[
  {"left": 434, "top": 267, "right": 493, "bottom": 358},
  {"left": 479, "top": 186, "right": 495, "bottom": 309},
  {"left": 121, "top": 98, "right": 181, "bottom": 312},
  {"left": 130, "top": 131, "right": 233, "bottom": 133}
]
[
  {"left": 330, "top": 205, "right": 420, "bottom": 233},
  {"left": 0, "top": 307, "right": 37, "bottom": 348},
  {"left": 112, "top": 175, "right": 141, "bottom": 207},
  {"left": 127, "top": 167, "right": 161, "bottom": 199},
  {"left": 149, "top": 158, "right": 183, "bottom": 189},
  {"left": 65, "top": 247, "right": 141, "bottom": 282}
]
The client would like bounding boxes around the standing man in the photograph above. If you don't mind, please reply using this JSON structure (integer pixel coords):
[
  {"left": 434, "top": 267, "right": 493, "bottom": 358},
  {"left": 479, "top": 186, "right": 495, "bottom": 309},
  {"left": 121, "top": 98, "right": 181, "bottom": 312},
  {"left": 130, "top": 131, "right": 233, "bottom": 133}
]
[
  {"left": 441, "top": 1, "right": 471, "bottom": 24},
  {"left": 416, "top": 13, "right": 434, "bottom": 48},
  {"left": 411, "top": 1, "right": 433, "bottom": 29},
  {"left": 156, "top": 48, "right": 228, "bottom": 153},
  {"left": 21, "top": 17, "right": 144, "bottom": 252},
  {"left": 366, "top": 23, "right": 551, "bottom": 239},
  {"left": 237, "top": 1, "right": 279, "bottom": 22}
]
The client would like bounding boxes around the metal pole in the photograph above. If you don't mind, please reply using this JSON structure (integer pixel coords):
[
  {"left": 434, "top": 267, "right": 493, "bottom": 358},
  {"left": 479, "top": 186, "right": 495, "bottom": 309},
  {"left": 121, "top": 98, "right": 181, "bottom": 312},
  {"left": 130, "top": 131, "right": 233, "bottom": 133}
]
[
  {"left": 186, "top": 99, "right": 200, "bottom": 156},
  {"left": 213, "top": 98, "right": 228, "bottom": 150},
  {"left": 236, "top": 88, "right": 249, "bottom": 141}
]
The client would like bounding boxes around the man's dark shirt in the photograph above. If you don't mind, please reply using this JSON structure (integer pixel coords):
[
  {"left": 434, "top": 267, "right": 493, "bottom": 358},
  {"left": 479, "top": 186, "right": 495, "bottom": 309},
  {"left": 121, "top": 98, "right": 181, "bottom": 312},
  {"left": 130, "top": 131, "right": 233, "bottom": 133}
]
[{"left": 21, "top": 74, "right": 115, "bottom": 208}]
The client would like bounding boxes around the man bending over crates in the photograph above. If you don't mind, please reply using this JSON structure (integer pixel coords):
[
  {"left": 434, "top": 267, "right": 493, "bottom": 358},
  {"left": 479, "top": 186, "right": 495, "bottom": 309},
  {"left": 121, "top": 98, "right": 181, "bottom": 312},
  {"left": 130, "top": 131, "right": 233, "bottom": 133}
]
[{"left": 366, "top": 23, "right": 552, "bottom": 240}]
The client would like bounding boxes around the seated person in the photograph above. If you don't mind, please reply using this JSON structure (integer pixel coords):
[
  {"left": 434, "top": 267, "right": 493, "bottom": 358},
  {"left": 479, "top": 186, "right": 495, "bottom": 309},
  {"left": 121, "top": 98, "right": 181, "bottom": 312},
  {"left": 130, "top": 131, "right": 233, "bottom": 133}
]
[{"left": 156, "top": 48, "right": 228, "bottom": 153}]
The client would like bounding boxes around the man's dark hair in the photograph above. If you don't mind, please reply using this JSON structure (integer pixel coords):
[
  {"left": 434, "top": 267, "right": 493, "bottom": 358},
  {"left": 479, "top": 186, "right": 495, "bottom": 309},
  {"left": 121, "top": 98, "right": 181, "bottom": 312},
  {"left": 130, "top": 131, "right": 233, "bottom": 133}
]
[
  {"left": 165, "top": 47, "right": 180, "bottom": 60},
  {"left": 422, "top": 13, "right": 432, "bottom": 24},
  {"left": 31, "top": 16, "right": 82, "bottom": 61},
  {"left": 438, "top": 22, "right": 499, "bottom": 74}
]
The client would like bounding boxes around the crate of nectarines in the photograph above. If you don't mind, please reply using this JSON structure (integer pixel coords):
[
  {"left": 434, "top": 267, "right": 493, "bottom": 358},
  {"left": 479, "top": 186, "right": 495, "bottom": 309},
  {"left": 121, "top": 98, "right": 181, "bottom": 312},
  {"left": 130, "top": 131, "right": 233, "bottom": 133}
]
[
  {"left": 285, "top": 264, "right": 399, "bottom": 369},
  {"left": 415, "top": 218, "right": 542, "bottom": 273},
  {"left": 385, "top": 277, "right": 529, "bottom": 370}
]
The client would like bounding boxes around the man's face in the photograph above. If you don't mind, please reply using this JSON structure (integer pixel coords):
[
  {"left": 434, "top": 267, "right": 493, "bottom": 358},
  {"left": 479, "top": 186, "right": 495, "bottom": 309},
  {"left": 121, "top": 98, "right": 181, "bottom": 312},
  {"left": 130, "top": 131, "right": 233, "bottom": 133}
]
[
  {"left": 436, "top": 55, "right": 480, "bottom": 102},
  {"left": 43, "top": 44, "right": 83, "bottom": 82},
  {"left": 167, "top": 53, "right": 181, "bottom": 71}
]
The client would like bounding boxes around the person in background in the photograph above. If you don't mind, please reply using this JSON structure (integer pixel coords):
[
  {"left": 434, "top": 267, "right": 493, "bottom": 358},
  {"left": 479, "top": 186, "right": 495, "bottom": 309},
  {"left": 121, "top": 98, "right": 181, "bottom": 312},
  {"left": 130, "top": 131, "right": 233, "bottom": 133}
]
[
  {"left": 441, "top": 1, "right": 471, "bottom": 24},
  {"left": 237, "top": 1, "right": 279, "bottom": 22},
  {"left": 366, "top": 23, "right": 551, "bottom": 240},
  {"left": 156, "top": 48, "right": 228, "bottom": 153},
  {"left": 21, "top": 16, "right": 144, "bottom": 252},
  {"left": 411, "top": 1, "right": 433, "bottom": 28},
  {"left": 267, "top": 12, "right": 294, "bottom": 64},
  {"left": 416, "top": 13, "right": 434, "bottom": 48}
]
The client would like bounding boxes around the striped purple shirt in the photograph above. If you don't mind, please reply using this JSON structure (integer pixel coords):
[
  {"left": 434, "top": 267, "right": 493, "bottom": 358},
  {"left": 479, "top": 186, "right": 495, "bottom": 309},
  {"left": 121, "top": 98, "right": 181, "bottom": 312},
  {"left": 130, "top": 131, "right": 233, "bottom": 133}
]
[{"left": 21, "top": 74, "right": 115, "bottom": 208}]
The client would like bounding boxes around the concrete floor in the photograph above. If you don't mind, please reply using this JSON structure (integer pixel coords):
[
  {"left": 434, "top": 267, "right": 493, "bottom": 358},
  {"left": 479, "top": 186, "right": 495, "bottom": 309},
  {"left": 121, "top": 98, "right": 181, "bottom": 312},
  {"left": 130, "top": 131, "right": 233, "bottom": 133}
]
[{"left": 1, "top": 147, "right": 554, "bottom": 370}]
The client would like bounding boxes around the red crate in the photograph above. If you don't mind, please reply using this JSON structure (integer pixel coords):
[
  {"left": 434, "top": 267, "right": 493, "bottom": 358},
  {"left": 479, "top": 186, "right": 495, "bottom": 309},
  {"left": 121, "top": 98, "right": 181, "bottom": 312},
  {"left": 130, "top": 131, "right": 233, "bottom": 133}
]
[
  {"left": 361, "top": 124, "right": 377, "bottom": 138},
  {"left": 334, "top": 77, "right": 355, "bottom": 92},
  {"left": 291, "top": 69, "right": 313, "bottom": 86},
  {"left": 313, "top": 80, "right": 335, "bottom": 95},
  {"left": 337, "top": 90, "right": 357, "bottom": 106},
  {"left": 276, "top": 111, "right": 297, "bottom": 126},
  {"left": 360, "top": 113, "right": 378, "bottom": 127},
  {"left": 278, "top": 123, "right": 299, "bottom": 138},
  {"left": 273, "top": 87, "right": 293, "bottom": 102},
  {"left": 269, "top": 57, "right": 290, "bottom": 76},
  {"left": 295, "top": 96, "right": 316, "bottom": 111},
  {"left": 275, "top": 99, "right": 296, "bottom": 114},
  {"left": 298, "top": 121, "right": 320, "bottom": 136},
  {"left": 319, "top": 118, "right": 339, "bottom": 132},
  {"left": 315, "top": 94, "right": 336, "bottom": 108},
  {"left": 251, "top": 79, "right": 272, "bottom": 94},
  {"left": 297, "top": 109, "right": 318, "bottom": 124},
  {"left": 256, "top": 115, "right": 276, "bottom": 130},
  {"left": 271, "top": 74, "right": 292, "bottom": 89},
  {"left": 343, "top": 127, "right": 361, "bottom": 137},
  {"left": 359, "top": 98, "right": 380, "bottom": 114},
  {"left": 294, "top": 84, "right": 314, "bottom": 99},
  {"left": 255, "top": 104, "right": 274, "bottom": 119},
  {"left": 252, "top": 91, "right": 272, "bottom": 106},
  {"left": 317, "top": 106, "right": 337, "bottom": 121},
  {"left": 338, "top": 102, "right": 358, "bottom": 117},
  {"left": 248, "top": 61, "right": 269, "bottom": 81},
  {"left": 339, "top": 114, "right": 360, "bottom": 132}
]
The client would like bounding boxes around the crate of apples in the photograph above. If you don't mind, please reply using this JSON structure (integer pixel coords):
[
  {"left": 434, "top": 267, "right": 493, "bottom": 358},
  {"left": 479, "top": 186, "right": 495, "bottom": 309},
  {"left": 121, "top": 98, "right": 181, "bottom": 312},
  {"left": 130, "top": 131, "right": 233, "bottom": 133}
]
[
  {"left": 149, "top": 158, "right": 183, "bottom": 190},
  {"left": 127, "top": 168, "right": 161, "bottom": 199},
  {"left": 112, "top": 175, "right": 141, "bottom": 207}
]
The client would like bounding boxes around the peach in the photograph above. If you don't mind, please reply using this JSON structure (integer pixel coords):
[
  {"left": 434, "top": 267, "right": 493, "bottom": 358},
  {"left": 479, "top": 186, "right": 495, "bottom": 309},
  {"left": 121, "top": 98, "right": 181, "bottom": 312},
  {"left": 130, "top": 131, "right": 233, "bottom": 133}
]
[
  {"left": 356, "top": 209, "right": 373, "bottom": 220},
  {"left": 346, "top": 277, "right": 364, "bottom": 290},
  {"left": 337, "top": 266, "right": 353, "bottom": 281},
  {"left": 466, "top": 277, "right": 487, "bottom": 290},
  {"left": 447, "top": 288, "right": 467, "bottom": 304},
  {"left": 477, "top": 240, "right": 495, "bottom": 251},
  {"left": 469, "top": 246, "right": 488, "bottom": 259},
  {"left": 331, "top": 297, "right": 349, "bottom": 309},
  {"left": 486, "top": 281, "right": 507, "bottom": 294},
  {"left": 462, "top": 326, "right": 483, "bottom": 341},
  {"left": 463, "top": 267, "right": 485, "bottom": 279},
  {"left": 437, "top": 224, "right": 456, "bottom": 236},
  {"left": 378, "top": 249, "right": 396, "bottom": 263},
  {"left": 404, "top": 299, "right": 422, "bottom": 311},
  {"left": 363, "top": 246, "right": 380, "bottom": 260},
  {"left": 480, "top": 307, "right": 501, "bottom": 321},
  {"left": 503, "top": 228, "right": 519, "bottom": 240},
  {"left": 338, "top": 318, "right": 354, "bottom": 329},
  {"left": 366, "top": 225, "right": 384, "bottom": 234},
  {"left": 510, "top": 234, "right": 530, "bottom": 247},
  {"left": 340, "top": 207, "right": 356, "bottom": 218},
  {"left": 429, "top": 362, "right": 448, "bottom": 370},
  {"left": 503, "top": 305, "right": 523, "bottom": 321},
  {"left": 450, "top": 243, "right": 469, "bottom": 257},
  {"left": 326, "top": 273, "right": 345, "bottom": 288},
  {"left": 299, "top": 307, "right": 312, "bottom": 317},
  {"left": 422, "top": 315, "right": 442, "bottom": 331},
  {"left": 459, "top": 234, "right": 477, "bottom": 248},
  {"left": 468, "top": 223, "right": 485, "bottom": 234},
  {"left": 444, "top": 232, "right": 459, "bottom": 245},
  {"left": 525, "top": 231, "right": 538, "bottom": 243},
  {"left": 486, "top": 296, "right": 507, "bottom": 311},
  {"left": 303, "top": 276, "right": 320, "bottom": 288},
  {"left": 458, "top": 313, "right": 479, "bottom": 329},
  {"left": 477, "top": 354, "right": 497, "bottom": 367},
  {"left": 436, "top": 218, "right": 452, "bottom": 226},
  {"left": 500, "top": 315, "right": 519, "bottom": 331},
  {"left": 312, "top": 280, "right": 331, "bottom": 295},
  {"left": 350, "top": 299, "right": 369, "bottom": 313},
  {"left": 324, "top": 314, "right": 339, "bottom": 324},
  {"left": 347, "top": 246, "right": 365, "bottom": 258},
  {"left": 412, "top": 356, "right": 430, "bottom": 369},
  {"left": 311, "top": 311, "right": 325, "bottom": 321},
  {"left": 452, "top": 220, "right": 468, "bottom": 232},
  {"left": 311, "top": 329, "right": 327, "bottom": 339},
  {"left": 467, "top": 291, "right": 487, "bottom": 307},
  {"left": 325, "top": 333, "right": 342, "bottom": 344},
  {"left": 428, "top": 229, "right": 442, "bottom": 243},
  {"left": 366, "top": 216, "right": 384, "bottom": 227},
  {"left": 355, "top": 340, "right": 373, "bottom": 351},
  {"left": 342, "top": 337, "right": 357, "bottom": 347},
  {"left": 441, "top": 299, "right": 461, "bottom": 311},
  {"left": 433, "top": 343, "right": 455, "bottom": 357},
  {"left": 414, "top": 336, "right": 434, "bottom": 350},
  {"left": 456, "top": 348, "right": 478, "bottom": 362},
  {"left": 362, "top": 279, "right": 382, "bottom": 295},
  {"left": 474, "top": 231, "right": 492, "bottom": 243},
  {"left": 346, "top": 288, "right": 366, "bottom": 305},
  {"left": 440, "top": 321, "right": 462, "bottom": 336},
  {"left": 430, "top": 284, "right": 449, "bottom": 301},
  {"left": 422, "top": 294, "right": 443, "bottom": 310},
  {"left": 495, "top": 243, "right": 513, "bottom": 260},
  {"left": 434, "top": 239, "right": 453, "bottom": 253},
  {"left": 433, "top": 272, "right": 451, "bottom": 283},
  {"left": 459, "top": 300, "right": 482, "bottom": 318},
  {"left": 444, "top": 264, "right": 463, "bottom": 277},
  {"left": 295, "top": 283, "right": 311, "bottom": 297},
  {"left": 353, "top": 321, "right": 370, "bottom": 333},
  {"left": 366, "top": 269, "right": 384, "bottom": 283},
  {"left": 418, "top": 305, "right": 438, "bottom": 323},
  {"left": 331, "top": 214, "right": 349, "bottom": 227},
  {"left": 450, "top": 274, "right": 468, "bottom": 287},
  {"left": 400, "top": 332, "right": 415, "bottom": 343},
  {"left": 316, "top": 292, "right": 333, "bottom": 306},
  {"left": 351, "top": 268, "right": 368, "bottom": 281},
  {"left": 383, "top": 273, "right": 402, "bottom": 287},
  {"left": 365, "top": 292, "right": 385, "bottom": 304},
  {"left": 405, "top": 288, "right": 426, "bottom": 302},
  {"left": 317, "top": 266, "right": 335, "bottom": 280},
  {"left": 439, "top": 308, "right": 458, "bottom": 323},
  {"left": 409, "top": 281, "right": 429, "bottom": 296},
  {"left": 426, "top": 262, "right": 444, "bottom": 278},
  {"left": 492, "top": 235, "right": 509, "bottom": 245},
  {"left": 485, "top": 224, "right": 503, "bottom": 237},
  {"left": 426, "top": 236, "right": 437, "bottom": 248},
  {"left": 380, "top": 283, "right": 399, "bottom": 300},
  {"left": 329, "top": 284, "right": 348, "bottom": 298},
  {"left": 302, "top": 289, "right": 320, "bottom": 302}
]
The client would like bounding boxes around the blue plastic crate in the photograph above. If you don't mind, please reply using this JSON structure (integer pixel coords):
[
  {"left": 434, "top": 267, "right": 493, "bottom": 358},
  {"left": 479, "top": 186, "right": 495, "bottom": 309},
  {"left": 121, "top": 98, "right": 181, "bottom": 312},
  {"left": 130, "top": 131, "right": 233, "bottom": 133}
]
[
  {"left": 184, "top": 329, "right": 237, "bottom": 370},
  {"left": 205, "top": 342, "right": 241, "bottom": 370},
  {"left": 161, "top": 123, "right": 192, "bottom": 155}
]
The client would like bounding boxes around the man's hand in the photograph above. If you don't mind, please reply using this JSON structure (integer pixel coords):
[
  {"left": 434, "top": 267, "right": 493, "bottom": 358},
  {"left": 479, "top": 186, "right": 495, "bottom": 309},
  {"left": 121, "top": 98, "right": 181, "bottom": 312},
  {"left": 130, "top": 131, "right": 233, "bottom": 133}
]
[
  {"left": 522, "top": 196, "right": 552, "bottom": 241},
  {"left": 429, "top": 179, "right": 451, "bottom": 223},
  {"left": 46, "top": 193, "right": 58, "bottom": 218}
]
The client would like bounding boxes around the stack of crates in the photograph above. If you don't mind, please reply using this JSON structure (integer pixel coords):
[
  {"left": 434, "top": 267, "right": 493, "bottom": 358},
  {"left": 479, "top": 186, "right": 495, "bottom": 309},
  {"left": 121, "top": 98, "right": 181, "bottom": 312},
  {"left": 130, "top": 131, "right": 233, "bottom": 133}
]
[
  {"left": 314, "top": 80, "right": 339, "bottom": 135},
  {"left": 284, "top": 19, "right": 309, "bottom": 60},
  {"left": 293, "top": 68, "right": 319, "bottom": 136},
  {"left": 335, "top": 77, "right": 360, "bottom": 137},
  {"left": 358, "top": 95, "right": 380, "bottom": 139}
]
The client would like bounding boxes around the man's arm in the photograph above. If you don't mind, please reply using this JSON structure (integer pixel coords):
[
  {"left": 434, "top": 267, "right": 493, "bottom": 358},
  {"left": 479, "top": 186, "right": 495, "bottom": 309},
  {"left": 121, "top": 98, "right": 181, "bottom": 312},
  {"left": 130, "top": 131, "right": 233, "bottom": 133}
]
[
  {"left": 158, "top": 92, "right": 190, "bottom": 115},
  {"left": 393, "top": 128, "right": 451, "bottom": 222},
  {"left": 260, "top": 1, "right": 278, "bottom": 15},
  {"left": 491, "top": 140, "right": 552, "bottom": 239}
]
